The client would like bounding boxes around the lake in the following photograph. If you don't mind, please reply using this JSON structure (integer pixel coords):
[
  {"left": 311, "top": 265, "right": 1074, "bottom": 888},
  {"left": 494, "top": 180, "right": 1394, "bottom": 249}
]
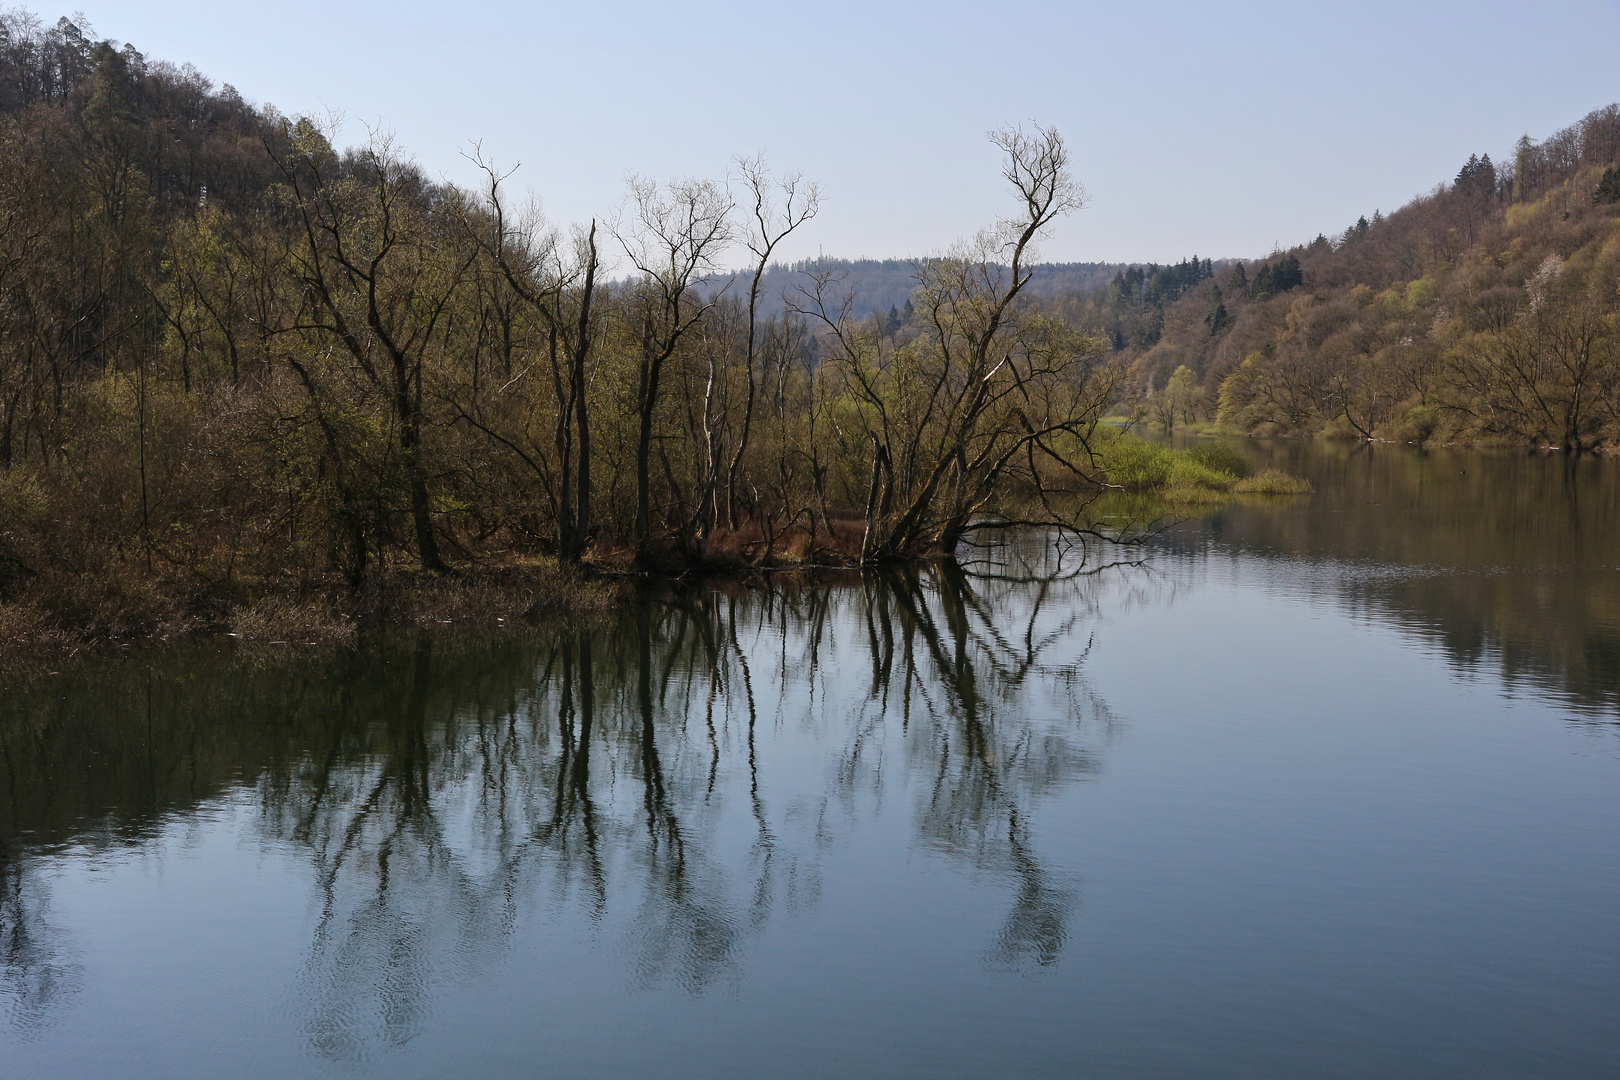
[{"left": 2, "top": 439, "right": 1616, "bottom": 1079}]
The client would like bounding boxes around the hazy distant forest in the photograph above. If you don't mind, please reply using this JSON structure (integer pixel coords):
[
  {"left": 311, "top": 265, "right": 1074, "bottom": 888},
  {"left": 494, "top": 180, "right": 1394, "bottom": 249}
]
[{"left": 0, "top": 10, "right": 1617, "bottom": 642}]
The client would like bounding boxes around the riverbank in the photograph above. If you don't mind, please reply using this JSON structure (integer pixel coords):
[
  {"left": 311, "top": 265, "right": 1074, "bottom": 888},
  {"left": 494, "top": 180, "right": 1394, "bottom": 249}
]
[
  {"left": 1172, "top": 420, "right": 1620, "bottom": 456},
  {"left": 0, "top": 559, "right": 622, "bottom": 665},
  {"left": 0, "top": 436, "right": 1307, "bottom": 664}
]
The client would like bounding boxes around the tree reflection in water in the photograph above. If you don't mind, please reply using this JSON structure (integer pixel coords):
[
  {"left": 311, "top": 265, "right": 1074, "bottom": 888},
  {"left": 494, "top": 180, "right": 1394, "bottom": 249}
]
[
  {"left": 0, "top": 545, "right": 1122, "bottom": 1059},
  {"left": 0, "top": 864, "right": 82, "bottom": 1039}
]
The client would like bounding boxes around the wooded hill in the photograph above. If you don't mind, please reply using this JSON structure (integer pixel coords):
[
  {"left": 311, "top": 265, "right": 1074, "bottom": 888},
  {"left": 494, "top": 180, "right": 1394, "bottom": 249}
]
[
  {"left": 1104, "top": 105, "right": 1620, "bottom": 450},
  {"left": 0, "top": 11, "right": 1133, "bottom": 647}
]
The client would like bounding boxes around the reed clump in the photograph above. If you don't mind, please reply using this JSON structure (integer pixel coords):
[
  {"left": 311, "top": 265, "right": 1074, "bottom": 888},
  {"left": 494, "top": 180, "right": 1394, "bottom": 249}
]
[
  {"left": 1183, "top": 442, "right": 1254, "bottom": 478},
  {"left": 1088, "top": 434, "right": 1313, "bottom": 518},
  {"left": 1097, "top": 435, "right": 1240, "bottom": 493},
  {"left": 1233, "top": 469, "right": 1314, "bottom": 495}
]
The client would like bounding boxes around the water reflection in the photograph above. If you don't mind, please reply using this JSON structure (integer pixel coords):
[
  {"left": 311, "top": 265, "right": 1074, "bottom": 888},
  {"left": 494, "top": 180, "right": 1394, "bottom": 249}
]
[
  {"left": 1169, "top": 439, "right": 1620, "bottom": 719},
  {"left": 0, "top": 556, "right": 1117, "bottom": 1058},
  {"left": 0, "top": 865, "right": 80, "bottom": 1038}
]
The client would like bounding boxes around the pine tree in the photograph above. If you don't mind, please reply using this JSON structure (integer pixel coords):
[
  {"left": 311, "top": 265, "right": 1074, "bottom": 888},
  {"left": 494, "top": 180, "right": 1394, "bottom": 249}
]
[
  {"left": 1251, "top": 263, "right": 1275, "bottom": 301},
  {"left": 1230, "top": 263, "right": 1248, "bottom": 299},
  {"left": 1455, "top": 153, "right": 1480, "bottom": 188},
  {"left": 1513, "top": 135, "right": 1536, "bottom": 201},
  {"left": 1274, "top": 255, "right": 1303, "bottom": 292},
  {"left": 1455, "top": 153, "right": 1497, "bottom": 199},
  {"left": 1205, "top": 284, "right": 1229, "bottom": 334},
  {"left": 1596, "top": 167, "right": 1620, "bottom": 205}
]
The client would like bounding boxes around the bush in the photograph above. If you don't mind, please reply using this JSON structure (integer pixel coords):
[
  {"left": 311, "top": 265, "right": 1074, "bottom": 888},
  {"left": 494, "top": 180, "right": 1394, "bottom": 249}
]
[
  {"left": 1233, "top": 469, "right": 1313, "bottom": 495},
  {"left": 1403, "top": 404, "right": 1440, "bottom": 443}
]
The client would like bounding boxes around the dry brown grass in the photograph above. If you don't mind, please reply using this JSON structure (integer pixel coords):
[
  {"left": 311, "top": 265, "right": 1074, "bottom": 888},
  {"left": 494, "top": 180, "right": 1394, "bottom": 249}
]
[
  {"left": 231, "top": 596, "right": 356, "bottom": 645},
  {"left": 615, "top": 513, "right": 872, "bottom": 571},
  {"left": 0, "top": 557, "right": 620, "bottom": 664}
]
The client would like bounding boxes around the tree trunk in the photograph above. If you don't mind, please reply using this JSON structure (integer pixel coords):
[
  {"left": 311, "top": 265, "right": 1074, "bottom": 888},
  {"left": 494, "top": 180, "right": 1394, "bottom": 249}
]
[
  {"left": 570, "top": 223, "right": 598, "bottom": 560},
  {"left": 399, "top": 358, "right": 445, "bottom": 573},
  {"left": 634, "top": 359, "right": 657, "bottom": 559}
]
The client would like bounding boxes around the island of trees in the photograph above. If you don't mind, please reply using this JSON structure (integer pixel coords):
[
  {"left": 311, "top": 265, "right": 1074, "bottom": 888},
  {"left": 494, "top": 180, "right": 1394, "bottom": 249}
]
[{"left": 0, "top": 10, "right": 1614, "bottom": 651}]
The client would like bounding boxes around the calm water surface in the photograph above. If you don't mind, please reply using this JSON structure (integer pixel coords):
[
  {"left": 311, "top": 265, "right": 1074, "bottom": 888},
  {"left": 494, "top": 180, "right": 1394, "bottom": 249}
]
[{"left": 2, "top": 440, "right": 1617, "bottom": 1079}]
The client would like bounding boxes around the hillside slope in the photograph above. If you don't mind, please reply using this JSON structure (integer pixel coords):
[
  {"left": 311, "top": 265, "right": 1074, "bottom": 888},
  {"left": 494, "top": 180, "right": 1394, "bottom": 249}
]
[{"left": 1100, "top": 105, "right": 1620, "bottom": 451}]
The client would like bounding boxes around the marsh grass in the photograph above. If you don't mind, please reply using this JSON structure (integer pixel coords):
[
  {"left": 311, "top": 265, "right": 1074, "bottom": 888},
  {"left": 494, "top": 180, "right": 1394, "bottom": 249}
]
[
  {"left": 1085, "top": 435, "right": 1311, "bottom": 526},
  {"left": 1233, "top": 469, "right": 1315, "bottom": 495},
  {"left": 1098, "top": 436, "right": 1237, "bottom": 491},
  {"left": 1183, "top": 442, "right": 1254, "bottom": 479}
]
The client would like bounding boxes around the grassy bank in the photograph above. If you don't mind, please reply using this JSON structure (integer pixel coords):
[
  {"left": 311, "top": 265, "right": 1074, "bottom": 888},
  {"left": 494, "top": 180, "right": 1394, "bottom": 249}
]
[{"left": 0, "top": 559, "right": 620, "bottom": 663}]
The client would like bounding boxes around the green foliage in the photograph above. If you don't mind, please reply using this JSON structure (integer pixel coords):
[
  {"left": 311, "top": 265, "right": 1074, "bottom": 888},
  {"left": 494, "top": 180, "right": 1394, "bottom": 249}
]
[
  {"left": 1403, "top": 403, "right": 1440, "bottom": 442},
  {"left": 1096, "top": 434, "right": 1237, "bottom": 492},
  {"left": 1084, "top": 256, "right": 1214, "bottom": 350},
  {"left": 1250, "top": 255, "right": 1303, "bottom": 301},
  {"left": 1232, "top": 469, "right": 1313, "bottom": 495},
  {"left": 1404, "top": 277, "right": 1438, "bottom": 307}
]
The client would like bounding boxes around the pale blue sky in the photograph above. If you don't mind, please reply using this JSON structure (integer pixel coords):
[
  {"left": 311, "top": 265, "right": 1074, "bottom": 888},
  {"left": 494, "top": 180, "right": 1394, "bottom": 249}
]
[{"left": 62, "top": 0, "right": 1620, "bottom": 264}]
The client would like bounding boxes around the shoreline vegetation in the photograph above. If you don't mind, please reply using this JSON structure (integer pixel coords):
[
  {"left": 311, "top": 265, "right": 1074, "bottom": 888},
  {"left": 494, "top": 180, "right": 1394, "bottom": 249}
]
[
  {"left": 11, "top": 14, "right": 1616, "bottom": 659},
  {"left": 0, "top": 427, "right": 1293, "bottom": 662}
]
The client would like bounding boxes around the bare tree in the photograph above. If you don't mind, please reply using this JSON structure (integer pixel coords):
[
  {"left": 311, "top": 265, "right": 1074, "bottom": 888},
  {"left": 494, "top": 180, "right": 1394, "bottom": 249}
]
[
  {"left": 278, "top": 126, "right": 472, "bottom": 574},
  {"left": 614, "top": 176, "right": 732, "bottom": 561},
  {"left": 462, "top": 155, "right": 601, "bottom": 562},
  {"left": 795, "top": 123, "right": 1110, "bottom": 562},
  {"left": 723, "top": 156, "right": 820, "bottom": 529}
]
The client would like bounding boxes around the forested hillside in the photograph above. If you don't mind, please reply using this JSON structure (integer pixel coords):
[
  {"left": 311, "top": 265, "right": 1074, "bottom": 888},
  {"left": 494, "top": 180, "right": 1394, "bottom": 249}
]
[
  {"left": 1107, "top": 106, "right": 1620, "bottom": 450},
  {"left": 0, "top": 11, "right": 1143, "bottom": 648}
]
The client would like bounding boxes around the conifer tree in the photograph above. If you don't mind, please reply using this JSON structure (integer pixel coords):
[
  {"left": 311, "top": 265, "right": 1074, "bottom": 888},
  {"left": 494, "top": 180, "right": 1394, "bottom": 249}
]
[
  {"left": 1205, "top": 284, "right": 1229, "bottom": 334},
  {"left": 1596, "top": 167, "right": 1620, "bottom": 205},
  {"left": 1230, "top": 262, "right": 1248, "bottom": 299}
]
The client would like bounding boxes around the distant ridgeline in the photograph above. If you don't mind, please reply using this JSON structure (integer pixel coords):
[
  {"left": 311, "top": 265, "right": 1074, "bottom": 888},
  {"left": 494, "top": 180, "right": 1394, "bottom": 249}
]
[
  {"left": 1112, "top": 105, "right": 1620, "bottom": 452},
  {"left": 702, "top": 256, "right": 1232, "bottom": 338},
  {"left": 701, "top": 259, "right": 1136, "bottom": 320}
]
